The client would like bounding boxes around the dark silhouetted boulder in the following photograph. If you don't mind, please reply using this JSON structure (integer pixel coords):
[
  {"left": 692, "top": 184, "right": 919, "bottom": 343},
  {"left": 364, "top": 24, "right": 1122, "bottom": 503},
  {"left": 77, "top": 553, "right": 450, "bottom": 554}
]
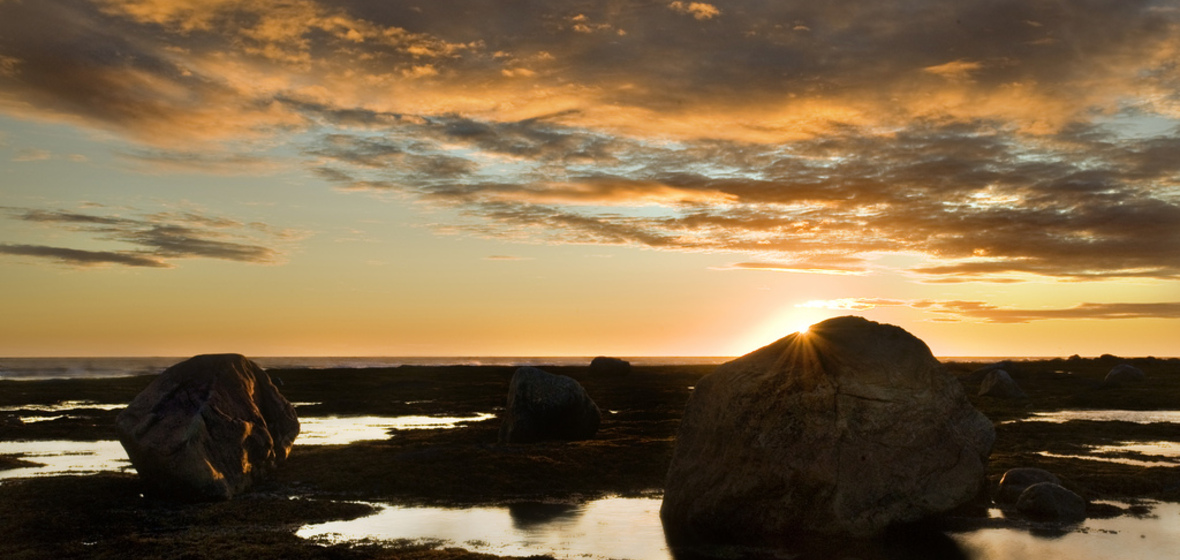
[
  {"left": 958, "top": 360, "right": 1015, "bottom": 387},
  {"left": 498, "top": 366, "right": 601, "bottom": 443},
  {"left": 996, "top": 468, "right": 1060, "bottom": 504},
  {"left": 661, "top": 316, "right": 995, "bottom": 541},
  {"left": 116, "top": 354, "right": 299, "bottom": 501},
  {"left": 978, "top": 369, "right": 1027, "bottom": 399},
  {"left": 1104, "top": 363, "right": 1145, "bottom": 386},
  {"left": 589, "top": 356, "right": 631, "bottom": 375},
  {"left": 1016, "top": 482, "right": 1086, "bottom": 521}
]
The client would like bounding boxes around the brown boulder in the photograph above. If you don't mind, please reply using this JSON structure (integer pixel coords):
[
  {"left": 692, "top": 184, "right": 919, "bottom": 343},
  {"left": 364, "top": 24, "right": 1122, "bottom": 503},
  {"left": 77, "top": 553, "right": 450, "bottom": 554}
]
[
  {"left": 116, "top": 354, "right": 299, "bottom": 501},
  {"left": 498, "top": 366, "right": 601, "bottom": 444},
  {"left": 661, "top": 316, "right": 994, "bottom": 542}
]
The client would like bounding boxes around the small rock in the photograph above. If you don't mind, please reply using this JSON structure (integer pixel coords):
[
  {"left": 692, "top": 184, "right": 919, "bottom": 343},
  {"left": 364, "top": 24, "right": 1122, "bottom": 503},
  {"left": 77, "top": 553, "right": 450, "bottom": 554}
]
[
  {"left": 996, "top": 468, "right": 1061, "bottom": 504},
  {"left": 499, "top": 367, "right": 601, "bottom": 443},
  {"left": 978, "top": 369, "right": 1027, "bottom": 399},
  {"left": 1016, "top": 482, "right": 1086, "bottom": 521},
  {"left": 959, "top": 360, "right": 1015, "bottom": 387},
  {"left": 589, "top": 356, "right": 631, "bottom": 375},
  {"left": 1104, "top": 364, "right": 1146, "bottom": 386}
]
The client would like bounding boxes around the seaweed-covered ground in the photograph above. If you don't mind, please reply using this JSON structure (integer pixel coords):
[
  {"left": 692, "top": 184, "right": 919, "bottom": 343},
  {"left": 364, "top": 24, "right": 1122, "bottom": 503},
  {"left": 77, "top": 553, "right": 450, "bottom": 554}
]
[{"left": 1, "top": 358, "right": 1178, "bottom": 559}]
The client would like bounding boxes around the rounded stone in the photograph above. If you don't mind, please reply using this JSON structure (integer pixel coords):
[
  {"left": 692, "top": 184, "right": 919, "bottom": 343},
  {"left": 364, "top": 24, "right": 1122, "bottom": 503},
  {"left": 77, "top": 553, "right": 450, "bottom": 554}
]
[{"left": 661, "top": 316, "right": 995, "bottom": 542}]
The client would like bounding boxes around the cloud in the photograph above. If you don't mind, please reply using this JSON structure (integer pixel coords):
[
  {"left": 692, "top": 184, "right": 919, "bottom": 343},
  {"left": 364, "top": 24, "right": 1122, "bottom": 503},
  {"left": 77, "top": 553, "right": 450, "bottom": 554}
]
[
  {"left": 483, "top": 255, "right": 534, "bottom": 261},
  {"left": 1, "top": 1, "right": 1178, "bottom": 282},
  {"left": 1, "top": 206, "right": 300, "bottom": 268},
  {"left": 798, "top": 298, "right": 1180, "bottom": 323},
  {"left": 668, "top": 2, "right": 720, "bottom": 21},
  {"left": 713, "top": 261, "right": 868, "bottom": 276},
  {"left": 0, "top": 244, "right": 169, "bottom": 268},
  {"left": 12, "top": 148, "right": 51, "bottom": 162},
  {"left": 923, "top": 60, "right": 984, "bottom": 81}
]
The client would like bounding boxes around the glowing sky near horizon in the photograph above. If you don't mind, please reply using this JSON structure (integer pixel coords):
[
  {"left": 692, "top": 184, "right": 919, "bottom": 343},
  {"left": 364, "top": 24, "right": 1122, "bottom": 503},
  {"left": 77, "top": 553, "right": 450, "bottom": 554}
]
[{"left": 1, "top": 0, "right": 1178, "bottom": 357}]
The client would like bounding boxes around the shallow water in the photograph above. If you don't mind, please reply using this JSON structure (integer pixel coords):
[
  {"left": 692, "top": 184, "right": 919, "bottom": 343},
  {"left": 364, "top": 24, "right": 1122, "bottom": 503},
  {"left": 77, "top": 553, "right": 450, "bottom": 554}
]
[
  {"left": 1037, "top": 440, "right": 1180, "bottom": 467},
  {"left": 299, "top": 497, "right": 670, "bottom": 560},
  {"left": 0, "top": 440, "right": 130, "bottom": 480},
  {"left": 1023, "top": 410, "right": 1180, "bottom": 423},
  {"left": 298, "top": 498, "right": 1180, "bottom": 560},
  {"left": 298, "top": 413, "right": 495, "bottom": 445},
  {"left": 0, "top": 401, "right": 125, "bottom": 413},
  {"left": 0, "top": 413, "right": 496, "bottom": 479}
]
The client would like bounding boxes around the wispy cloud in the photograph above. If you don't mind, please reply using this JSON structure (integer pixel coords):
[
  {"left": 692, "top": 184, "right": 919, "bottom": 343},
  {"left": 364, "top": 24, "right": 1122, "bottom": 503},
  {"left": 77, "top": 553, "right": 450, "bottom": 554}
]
[
  {"left": 0, "top": 244, "right": 168, "bottom": 268},
  {"left": 1, "top": 206, "right": 303, "bottom": 268},
  {"left": 799, "top": 298, "right": 1180, "bottom": 323},
  {"left": 12, "top": 148, "right": 51, "bottom": 162}
]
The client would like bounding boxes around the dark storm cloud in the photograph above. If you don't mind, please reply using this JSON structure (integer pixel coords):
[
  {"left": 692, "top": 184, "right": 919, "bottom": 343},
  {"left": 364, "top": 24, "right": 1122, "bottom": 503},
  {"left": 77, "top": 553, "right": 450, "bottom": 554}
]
[
  {"left": 2, "top": 207, "right": 292, "bottom": 267},
  {"left": 2, "top": 1, "right": 1179, "bottom": 280}
]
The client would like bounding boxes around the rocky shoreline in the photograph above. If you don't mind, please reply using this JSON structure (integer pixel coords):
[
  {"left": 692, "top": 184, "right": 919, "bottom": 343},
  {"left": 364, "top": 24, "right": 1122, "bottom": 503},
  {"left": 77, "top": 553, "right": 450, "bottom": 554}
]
[{"left": 1, "top": 357, "right": 1178, "bottom": 559}]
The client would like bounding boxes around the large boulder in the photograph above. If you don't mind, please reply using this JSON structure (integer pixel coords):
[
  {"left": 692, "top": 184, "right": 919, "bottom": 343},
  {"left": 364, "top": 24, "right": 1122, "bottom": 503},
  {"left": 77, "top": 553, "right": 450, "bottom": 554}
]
[
  {"left": 1015, "top": 482, "right": 1086, "bottom": 521},
  {"left": 1104, "top": 363, "right": 1145, "bottom": 386},
  {"left": 498, "top": 366, "right": 601, "bottom": 443},
  {"left": 995, "top": 468, "right": 1060, "bottom": 504},
  {"left": 978, "top": 369, "right": 1027, "bottom": 399},
  {"left": 661, "top": 316, "right": 995, "bottom": 542},
  {"left": 116, "top": 354, "right": 299, "bottom": 501}
]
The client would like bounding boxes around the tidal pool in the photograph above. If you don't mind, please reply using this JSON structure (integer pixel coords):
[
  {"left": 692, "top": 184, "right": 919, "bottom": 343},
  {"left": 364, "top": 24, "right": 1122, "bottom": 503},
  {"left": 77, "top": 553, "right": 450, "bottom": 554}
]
[
  {"left": 0, "top": 401, "right": 125, "bottom": 413},
  {"left": 298, "top": 497, "right": 1180, "bottom": 560},
  {"left": 0, "top": 413, "right": 496, "bottom": 479},
  {"left": 298, "top": 413, "right": 495, "bottom": 445},
  {"left": 1023, "top": 411, "right": 1180, "bottom": 424},
  {"left": 0, "top": 440, "right": 130, "bottom": 480},
  {"left": 1037, "top": 440, "right": 1180, "bottom": 468}
]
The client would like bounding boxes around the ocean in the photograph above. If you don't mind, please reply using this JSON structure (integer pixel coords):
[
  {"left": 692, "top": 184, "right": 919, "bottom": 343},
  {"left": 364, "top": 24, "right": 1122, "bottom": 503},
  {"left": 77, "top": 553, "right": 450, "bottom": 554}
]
[{"left": 0, "top": 356, "right": 737, "bottom": 381}]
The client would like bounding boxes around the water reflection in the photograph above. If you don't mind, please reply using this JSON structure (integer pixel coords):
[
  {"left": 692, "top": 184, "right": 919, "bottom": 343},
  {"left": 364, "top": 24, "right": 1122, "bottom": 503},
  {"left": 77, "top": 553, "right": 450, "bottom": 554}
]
[
  {"left": 299, "top": 497, "right": 671, "bottom": 560},
  {"left": 298, "top": 413, "right": 495, "bottom": 445},
  {"left": 0, "top": 440, "right": 130, "bottom": 480},
  {"left": 298, "top": 498, "right": 1180, "bottom": 560},
  {"left": 506, "top": 502, "right": 581, "bottom": 529},
  {"left": 1022, "top": 411, "right": 1180, "bottom": 424},
  {"left": 0, "top": 401, "right": 124, "bottom": 413}
]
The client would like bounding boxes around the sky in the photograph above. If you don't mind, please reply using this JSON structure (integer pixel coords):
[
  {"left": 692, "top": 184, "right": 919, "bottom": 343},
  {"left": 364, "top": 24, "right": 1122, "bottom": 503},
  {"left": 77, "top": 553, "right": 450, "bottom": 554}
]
[{"left": 1, "top": 0, "right": 1178, "bottom": 358}]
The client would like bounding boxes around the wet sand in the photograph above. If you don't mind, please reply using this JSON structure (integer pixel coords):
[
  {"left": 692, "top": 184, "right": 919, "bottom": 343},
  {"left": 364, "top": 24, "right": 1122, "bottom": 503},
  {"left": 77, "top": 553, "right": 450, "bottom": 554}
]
[{"left": 1, "top": 358, "right": 1177, "bottom": 559}]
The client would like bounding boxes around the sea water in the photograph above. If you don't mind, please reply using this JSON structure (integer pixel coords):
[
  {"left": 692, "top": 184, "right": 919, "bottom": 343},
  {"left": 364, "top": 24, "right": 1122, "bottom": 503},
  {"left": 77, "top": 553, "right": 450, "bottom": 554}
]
[{"left": 0, "top": 356, "right": 732, "bottom": 380}]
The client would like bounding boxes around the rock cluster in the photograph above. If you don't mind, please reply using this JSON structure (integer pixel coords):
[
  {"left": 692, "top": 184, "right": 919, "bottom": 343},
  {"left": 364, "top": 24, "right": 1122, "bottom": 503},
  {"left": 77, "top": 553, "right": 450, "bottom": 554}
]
[
  {"left": 116, "top": 354, "right": 299, "bottom": 501},
  {"left": 661, "top": 316, "right": 995, "bottom": 541}
]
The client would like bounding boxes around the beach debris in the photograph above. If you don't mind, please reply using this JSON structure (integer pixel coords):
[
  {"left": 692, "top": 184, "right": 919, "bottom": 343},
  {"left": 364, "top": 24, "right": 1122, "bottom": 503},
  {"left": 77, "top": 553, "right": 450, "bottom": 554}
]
[
  {"left": 1015, "top": 482, "right": 1087, "bottom": 522},
  {"left": 498, "top": 366, "right": 601, "bottom": 444},
  {"left": 661, "top": 315, "right": 995, "bottom": 542},
  {"left": 589, "top": 356, "right": 631, "bottom": 375},
  {"left": 995, "top": 467, "right": 1061, "bottom": 504},
  {"left": 1104, "top": 363, "right": 1146, "bottom": 386},
  {"left": 978, "top": 369, "right": 1028, "bottom": 399},
  {"left": 115, "top": 354, "right": 299, "bottom": 501}
]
